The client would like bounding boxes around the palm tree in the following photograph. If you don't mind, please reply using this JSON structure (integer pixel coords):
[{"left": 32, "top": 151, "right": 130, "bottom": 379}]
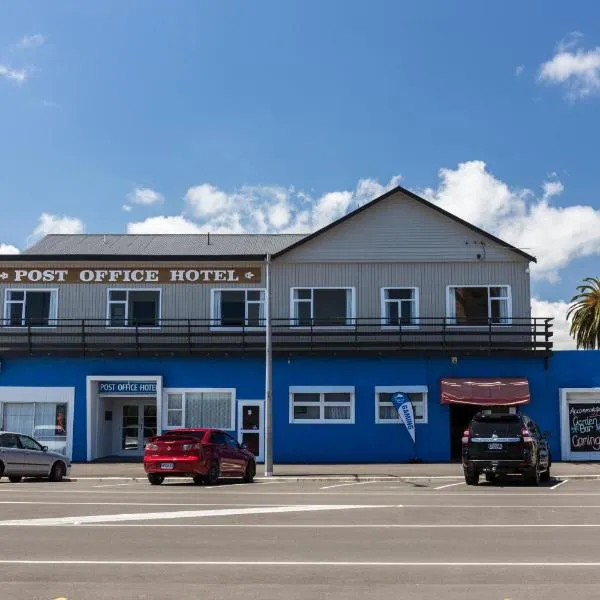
[{"left": 567, "top": 278, "right": 600, "bottom": 349}]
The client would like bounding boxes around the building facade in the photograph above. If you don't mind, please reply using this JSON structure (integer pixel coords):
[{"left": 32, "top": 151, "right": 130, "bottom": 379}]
[{"left": 2, "top": 185, "right": 588, "bottom": 464}]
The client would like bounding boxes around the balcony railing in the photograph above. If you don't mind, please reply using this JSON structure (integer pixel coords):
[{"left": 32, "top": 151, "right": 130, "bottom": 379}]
[{"left": 0, "top": 317, "right": 553, "bottom": 357}]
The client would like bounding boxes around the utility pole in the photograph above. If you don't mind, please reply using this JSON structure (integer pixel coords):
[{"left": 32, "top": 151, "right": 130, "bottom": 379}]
[{"left": 264, "top": 253, "right": 273, "bottom": 477}]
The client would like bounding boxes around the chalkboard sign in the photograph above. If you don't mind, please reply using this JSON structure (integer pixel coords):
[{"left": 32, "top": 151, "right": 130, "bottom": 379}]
[{"left": 569, "top": 403, "right": 600, "bottom": 452}]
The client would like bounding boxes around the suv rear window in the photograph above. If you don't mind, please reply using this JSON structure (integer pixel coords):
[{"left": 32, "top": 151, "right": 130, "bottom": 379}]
[{"left": 471, "top": 416, "right": 522, "bottom": 437}]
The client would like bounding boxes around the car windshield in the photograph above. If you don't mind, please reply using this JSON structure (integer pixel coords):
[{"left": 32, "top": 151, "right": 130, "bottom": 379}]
[{"left": 471, "top": 416, "right": 522, "bottom": 437}]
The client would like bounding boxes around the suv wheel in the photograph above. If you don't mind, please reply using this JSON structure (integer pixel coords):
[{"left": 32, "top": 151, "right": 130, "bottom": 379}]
[
  {"left": 525, "top": 467, "right": 540, "bottom": 486},
  {"left": 540, "top": 466, "right": 551, "bottom": 483},
  {"left": 464, "top": 469, "right": 479, "bottom": 486},
  {"left": 485, "top": 473, "right": 497, "bottom": 483}
]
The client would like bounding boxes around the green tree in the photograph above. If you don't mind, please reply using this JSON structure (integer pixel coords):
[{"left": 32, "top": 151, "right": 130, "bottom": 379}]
[{"left": 567, "top": 278, "right": 600, "bottom": 349}]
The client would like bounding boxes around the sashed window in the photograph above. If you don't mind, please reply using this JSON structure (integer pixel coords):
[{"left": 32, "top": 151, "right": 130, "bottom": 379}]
[
  {"left": 375, "top": 387, "right": 428, "bottom": 424},
  {"left": 165, "top": 390, "right": 234, "bottom": 430},
  {"left": 289, "top": 387, "right": 354, "bottom": 424},
  {"left": 447, "top": 286, "right": 510, "bottom": 325},
  {"left": 381, "top": 288, "right": 418, "bottom": 327},
  {"left": 291, "top": 288, "right": 354, "bottom": 327},
  {"left": 212, "top": 289, "right": 265, "bottom": 328},
  {"left": 4, "top": 290, "right": 57, "bottom": 327},
  {"left": 107, "top": 289, "right": 161, "bottom": 327}
]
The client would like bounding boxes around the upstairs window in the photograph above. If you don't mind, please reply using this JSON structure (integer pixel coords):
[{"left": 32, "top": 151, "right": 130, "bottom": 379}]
[
  {"left": 4, "top": 290, "right": 57, "bottom": 327},
  {"left": 291, "top": 288, "right": 355, "bottom": 327},
  {"left": 447, "top": 286, "right": 511, "bottom": 325},
  {"left": 381, "top": 288, "right": 418, "bottom": 327},
  {"left": 212, "top": 289, "right": 265, "bottom": 328},
  {"left": 107, "top": 289, "right": 161, "bottom": 328}
]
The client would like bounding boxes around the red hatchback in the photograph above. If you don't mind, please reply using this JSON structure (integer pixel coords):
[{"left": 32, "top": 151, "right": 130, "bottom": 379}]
[{"left": 143, "top": 428, "right": 256, "bottom": 485}]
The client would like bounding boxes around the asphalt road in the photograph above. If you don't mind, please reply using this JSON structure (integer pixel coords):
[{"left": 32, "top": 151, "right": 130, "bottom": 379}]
[{"left": 1, "top": 475, "right": 600, "bottom": 599}]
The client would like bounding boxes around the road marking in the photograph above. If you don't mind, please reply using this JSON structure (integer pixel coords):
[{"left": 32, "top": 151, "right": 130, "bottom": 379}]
[
  {"left": 434, "top": 482, "right": 466, "bottom": 490},
  {"left": 93, "top": 484, "right": 129, "bottom": 488},
  {"left": 40, "top": 523, "right": 600, "bottom": 528},
  {"left": 0, "top": 501, "right": 287, "bottom": 506},
  {"left": 0, "top": 504, "right": 392, "bottom": 526},
  {"left": 320, "top": 481, "right": 385, "bottom": 490},
  {"left": 550, "top": 479, "right": 569, "bottom": 490}
]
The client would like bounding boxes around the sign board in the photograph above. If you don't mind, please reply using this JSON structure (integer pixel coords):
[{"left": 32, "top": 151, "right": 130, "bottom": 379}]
[
  {"left": 569, "top": 403, "right": 600, "bottom": 452},
  {"left": 98, "top": 381, "right": 157, "bottom": 395},
  {"left": 0, "top": 267, "right": 261, "bottom": 284}
]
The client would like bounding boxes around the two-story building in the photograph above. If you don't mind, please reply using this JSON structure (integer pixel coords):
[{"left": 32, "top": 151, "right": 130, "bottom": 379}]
[{"left": 0, "top": 185, "right": 575, "bottom": 464}]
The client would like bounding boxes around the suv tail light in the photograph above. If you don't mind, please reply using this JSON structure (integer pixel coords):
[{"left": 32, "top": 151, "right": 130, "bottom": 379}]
[
  {"left": 461, "top": 428, "right": 471, "bottom": 445},
  {"left": 521, "top": 427, "right": 534, "bottom": 443},
  {"left": 145, "top": 443, "right": 159, "bottom": 452}
]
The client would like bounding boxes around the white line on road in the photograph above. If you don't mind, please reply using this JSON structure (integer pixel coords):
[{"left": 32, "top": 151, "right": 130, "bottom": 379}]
[
  {"left": 320, "top": 481, "right": 385, "bottom": 490},
  {"left": 37, "top": 523, "right": 600, "bottom": 528},
  {"left": 434, "top": 482, "right": 466, "bottom": 490},
  {"left": 0, "top": 501, "right": 287, "bottom": 507},
  {"left": 93, "top": 484, "right": 130, "bottom": 488},
  {"left": 550, "top": 479, "right": 569, "bottom": 490},
  {"left": 0, "top": 504, "right": 392, "bottom": 526}
]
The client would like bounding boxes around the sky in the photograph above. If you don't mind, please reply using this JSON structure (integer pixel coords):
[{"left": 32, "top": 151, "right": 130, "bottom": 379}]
[{"left": 1, "top": 1, "right": 600, "bottom": 348}]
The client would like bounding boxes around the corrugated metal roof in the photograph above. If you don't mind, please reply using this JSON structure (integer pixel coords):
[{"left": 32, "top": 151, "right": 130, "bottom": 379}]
[{"left": 22, "top": 234, "right": 307, "bottom": 256}]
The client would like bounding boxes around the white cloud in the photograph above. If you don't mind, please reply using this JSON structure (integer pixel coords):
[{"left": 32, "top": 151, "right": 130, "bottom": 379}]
[
  {"left": 16, "top": 34, "right": 46, "bottom": 50},
  {"left": 515, "top": 64, "right": 525, "bottom": 77},
  {"left": 531, "top": 298, "right": 575, "bottom": 350},
  {"left": 126, "top": 215, "right": 202, "bottom": 234},
  {"left": 185, "top": 184, "right": 232, "bottom": 218},
  {"left": 127, "top": 187, "right": 164, "bottom": 206},
  {"left": 539, "top": 33, "right": 600, "bottom": 99},
  {"left": 28, "top": 213, "right": 85, "bottom": 243},
  {"left": 0, "top": 64, "right": 28, "bottom": 84},
  {"left": 0, "top": 243, "right": 19, "bottom": 254},
  {"left": 122, "top": 205, "right": 133, "bottom": 212},
  {"left": 542, "top": 180, "right": 564, "bottom": 200}
]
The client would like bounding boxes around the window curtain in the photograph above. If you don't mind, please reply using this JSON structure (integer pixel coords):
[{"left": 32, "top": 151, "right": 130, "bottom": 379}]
[
  {"left": 3, "top": 403, "right": 34, "bottom": 436},
  {"left": 324, "top": 406, "right": 350, "bottom": 420},
  {"left": 185, "top": 392, "right": 232, "bottom": 429}
]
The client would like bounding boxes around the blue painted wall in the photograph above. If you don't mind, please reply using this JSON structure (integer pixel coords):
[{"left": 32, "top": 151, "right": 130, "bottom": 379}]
[{"left": 0, "top": 351, "right": 596, "bottom": 463}]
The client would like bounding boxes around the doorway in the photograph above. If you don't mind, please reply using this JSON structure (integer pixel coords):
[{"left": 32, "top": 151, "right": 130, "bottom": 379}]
[
  {"left": 449, "top": 404, "right": 481, "bottom": 461},
  {"left": 117, "top": 402, "right": 157, "bottom": 457},
  {"left": 238, "top": 401, "right": 264, "bottom": 463}
]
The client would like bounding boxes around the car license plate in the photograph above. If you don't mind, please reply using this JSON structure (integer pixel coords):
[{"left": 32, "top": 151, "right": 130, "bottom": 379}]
[
  {"left": 160, "top": 463, "right": 175, "bottom": 470},
  {"left": 488, "top": 443, "right": 503, "bottom": 450}
]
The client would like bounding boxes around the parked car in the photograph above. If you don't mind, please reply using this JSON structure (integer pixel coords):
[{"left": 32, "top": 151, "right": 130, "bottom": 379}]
[
  {"left": 462, "top": 412, "right": 551, "bottom": 485},
  {"left": 32, "top": 425, "right": 68, "bottom": 456},
  {"left": 0, "top": 431, "right": 71, "bottom": 482},
  {"left": 143, "top": 428, "right": 256, "bottom": 485}
]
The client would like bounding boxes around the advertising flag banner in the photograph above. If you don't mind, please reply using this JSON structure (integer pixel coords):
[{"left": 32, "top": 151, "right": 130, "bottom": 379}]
[{"left": 390, "top": 392, "right": 416, "bottom": 444}]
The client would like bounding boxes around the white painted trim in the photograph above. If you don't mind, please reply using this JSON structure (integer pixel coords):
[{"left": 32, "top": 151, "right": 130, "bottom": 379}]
[
  {"left": 289, "top": 287, "right": 356, "bottom": 329},
  {"left": 104, "top": 288, "right": 162, "bottom": 330},
  {"left": 162, "top": 388, "right": 237, "bottom": 431},
  {"left": 0, "top": 386, "right": 75, "bottom": 459},
  {"left": 209, "top": 288, "right": 267, "bottom": 331},
  {"left": 237, "top": 400, "right": 265, "bottom": 462},
  {"left": 445, "top": 284, "right": 512, "bottom": 326},
  {"left": 379, "top": 287, "right": 420, "bottom": 329},
  {"left": 374, "top": 385, "right": 428, "bottom": 425},
  {"left": 2, "top": 288, "right": 59, "bottom": 329},
  {"left": 86, "top": 375, "right": 163, "bottom": 462},
  {"left": 289, "top": 386, "right": 355, "bottom": 424},
  {"left": 560, "top": 388, "right": 600, "bottom": 461}
]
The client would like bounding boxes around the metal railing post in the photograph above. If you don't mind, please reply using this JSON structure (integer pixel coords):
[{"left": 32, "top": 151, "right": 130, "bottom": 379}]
[
  {"left": 27, "top": 322, "right": 32, "bottom": 355},
  {"left": 81, "top": 319, "right": 86, "bottom": 357}
]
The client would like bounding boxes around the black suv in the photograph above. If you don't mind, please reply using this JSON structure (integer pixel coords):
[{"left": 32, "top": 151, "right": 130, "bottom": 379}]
[{"left": 462, "top": 412, "right": 551, "bottom": 485}]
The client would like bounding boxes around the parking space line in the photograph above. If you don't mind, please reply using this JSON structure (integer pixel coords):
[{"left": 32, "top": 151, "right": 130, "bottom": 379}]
[
  {"left": 320, "top": 481, "right": 386, "bottom": 490},
  {"left": 434, "top": 482, "right": 465, "bottom": 490},
  {"left": 550, "top": 479, "right": 569, "bottom": 490},
  {"left": 43, "top": 523, "right": 600, "bottom": 528},
  {"left": 93, "top": 484, "right": 130, "bottom": 488}
]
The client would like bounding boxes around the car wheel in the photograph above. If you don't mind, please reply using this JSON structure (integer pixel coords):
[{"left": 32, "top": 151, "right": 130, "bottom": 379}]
[
  {"left": 525, "top": 467, "right": 540, "bottom": 486},
  {"left": 243, "top": 461, "right": 256, "bottom": 484},
  {"left": 464, "top": 469, "right": 479, "bottom": 486},
  {"left": 192, "top": 475, "right": 205, "bottom": 485},
  {"left": 206, "top": 462, "right": 220, "bottom": 486},
  {"left": 485, "top": 473, "right": 497, "bottom": 483},
  {"left": 49, "top": 461, "right": 65, "bottom": 482},
  {"left": 540, "top": 467, "right": 551, "bottom": 483},
  {"left": 147, "top": 474, "right": 164, "bottom": 486},
  {"left": 8, "top": 476, "right": 22, "bottom": 483},
  {"left": 0, "top": 461, "right": 4, "bottom": 479}
]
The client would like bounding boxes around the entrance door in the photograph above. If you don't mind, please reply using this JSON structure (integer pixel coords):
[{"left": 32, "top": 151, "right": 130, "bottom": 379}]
[
  {"left": 120, "top": 404, "right": 157, "bottom": 455},
  {"left": 238, "top": 401, "right": 264, "bottom": 463}
]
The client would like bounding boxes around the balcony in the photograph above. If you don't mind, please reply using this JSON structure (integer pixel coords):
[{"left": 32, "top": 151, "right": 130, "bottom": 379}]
[{"left": 0, "top": 317, "right": 553, "bottom": 357}]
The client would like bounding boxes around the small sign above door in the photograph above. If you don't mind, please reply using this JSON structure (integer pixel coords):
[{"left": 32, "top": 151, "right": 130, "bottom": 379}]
[{"left": 98, "top": 381, "right": 157, "bottom": 395}]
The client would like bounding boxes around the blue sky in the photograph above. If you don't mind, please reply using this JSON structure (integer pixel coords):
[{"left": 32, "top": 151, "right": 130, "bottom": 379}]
[{"left": 1, "top": 1, "right": 600, "bottom": 346}]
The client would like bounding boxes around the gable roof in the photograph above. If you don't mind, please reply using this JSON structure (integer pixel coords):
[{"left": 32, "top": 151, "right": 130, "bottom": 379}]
[{"left": 273, "top": 185, "right": 536, "bottom": 263}]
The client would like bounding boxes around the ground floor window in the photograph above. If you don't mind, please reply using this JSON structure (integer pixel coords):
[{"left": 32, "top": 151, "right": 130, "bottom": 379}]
[
  {"left": 1, "top": 402, "right": 68, "bottom": 455},
  {"left": 4, "top": 289, "right": 58, "bottom": 327},
  {"left": 165, "top": 389, "right": 235, "bottom": 430},
  {"left": 375, "top": 386, "right": 428, "bottom": 424},
  {"left": 289, "top": 387, "right": 355, "bottom": 423}
]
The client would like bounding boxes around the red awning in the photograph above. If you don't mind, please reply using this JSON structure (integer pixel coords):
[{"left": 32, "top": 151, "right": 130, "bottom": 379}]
[{"left": 440, "top": 378, "right": 530, "bottom": 406}]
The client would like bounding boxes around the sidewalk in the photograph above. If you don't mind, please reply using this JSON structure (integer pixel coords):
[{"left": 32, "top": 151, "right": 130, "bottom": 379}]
[{"left": 70, "top": 461, "right": 600, "bottom": 481}]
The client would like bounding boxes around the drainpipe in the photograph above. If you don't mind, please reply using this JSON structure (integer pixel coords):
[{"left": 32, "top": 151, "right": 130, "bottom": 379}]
[{"left": 264, "top": 253, "right": 273, "bottom": 477}]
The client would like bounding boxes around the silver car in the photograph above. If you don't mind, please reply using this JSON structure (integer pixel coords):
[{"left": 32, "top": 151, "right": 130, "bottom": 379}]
[{"left": 0, "top": 431, "right": 71, "bottom": 482}]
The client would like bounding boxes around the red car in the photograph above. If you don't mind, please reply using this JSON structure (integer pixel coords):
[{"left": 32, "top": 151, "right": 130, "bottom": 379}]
[{"left": 143, "top": 428, "right": 256, "bottom": 485}]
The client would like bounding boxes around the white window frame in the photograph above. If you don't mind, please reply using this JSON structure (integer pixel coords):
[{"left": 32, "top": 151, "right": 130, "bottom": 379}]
[
  {"left": 3, "top": 288, "right": 59, "bottom": 328},
  {"left": 445, "top": 285, "right": 512, "bottom": 327},
  {"left": 289, "top": 287, "right": 356, "bottom": 329},
  {"left": 380, "top": 287, "right": 419, "bottom": 329},
  {"left": 210, "top": 288, "right": 266, "bottom": 331},
  {"left": 105, "top": 288, "right": 162, "bottom": 329},
  {"left": 289, "top": 386, "right": 355, "bottom": 424},
  {"left": 162, "top": 388, "right": 236, "bottom": 431},
  {"left": 374, "top": 386, "right": 428, "bottom": 425}
]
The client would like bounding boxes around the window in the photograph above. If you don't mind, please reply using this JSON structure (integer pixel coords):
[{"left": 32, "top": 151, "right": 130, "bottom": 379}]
[
  {"left": 212, "top": 289, "right": 265, "bottom": 328},
  {"left": 225, "top": 433, "right": 240, "bottom": 449},
  {"left": 211, "top": 431, "right": 226, "bottom": 445},
  {"left": 289, "top": 387, "right": 354, "bottom": 424},
  {"left": 107, "top": 289, "right": 161, "bottom": 327},
  {"left": 0, "top": 433, "right": 19, "bottom": 448},
  {"left": 291, "top": 288, "right": 355, "bottom": 327},
  {"left": 19, "top": 435, "right": 43, "bottom": 451},
  {"left": 4, "top": 289, "right": 57, "bottom": 327},
  {"left": 447, "top": 286, "right": 511, "bottom": 325},
  {"left": 381, "top": 288, "right": 418, "bottom": 327},
  {"left": 164, "top": 389, "right": 235, "bottom": 430},
  {"left": 375, "top": 386, "right": 428, "bottom": 424}
]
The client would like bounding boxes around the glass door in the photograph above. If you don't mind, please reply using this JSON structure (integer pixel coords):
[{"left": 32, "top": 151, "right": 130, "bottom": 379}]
[
  {"left": 121, "top": 405, "right": 140, "bottom": 452},
  {"left": 143, "top": 404, "right": 157, "bottom": 446},
  {"left": 237, "top": 401, "right": 264, "bottom": 463}
]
